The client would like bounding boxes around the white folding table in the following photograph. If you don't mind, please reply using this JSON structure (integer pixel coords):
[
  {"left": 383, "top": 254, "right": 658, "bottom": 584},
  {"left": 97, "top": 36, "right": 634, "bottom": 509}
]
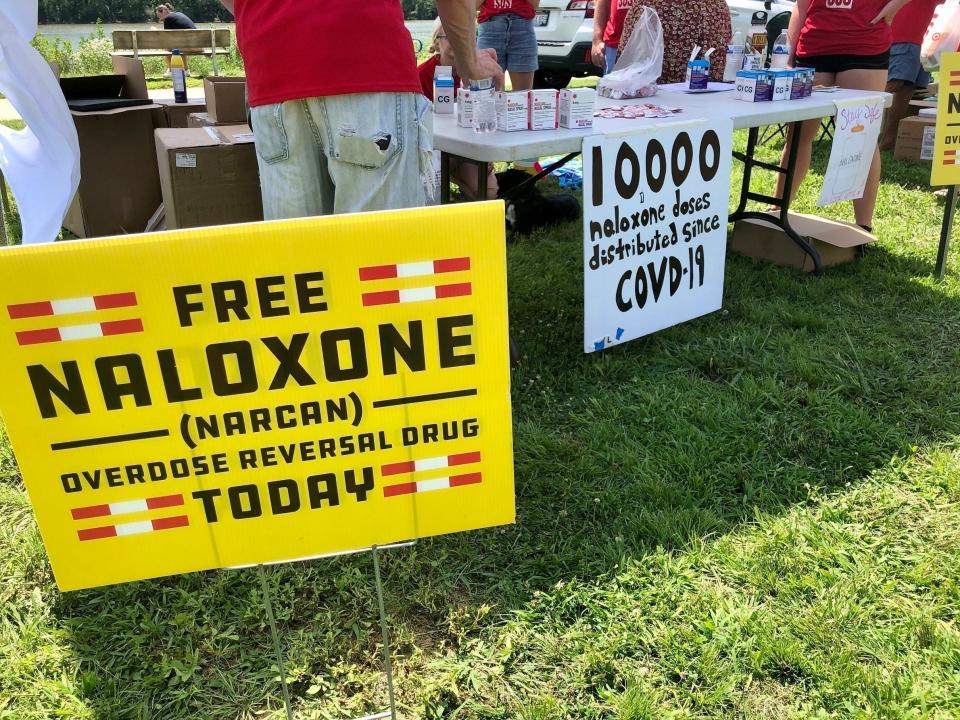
[{"left": 433, "top": 88, "right": 890, "bottom": 273}]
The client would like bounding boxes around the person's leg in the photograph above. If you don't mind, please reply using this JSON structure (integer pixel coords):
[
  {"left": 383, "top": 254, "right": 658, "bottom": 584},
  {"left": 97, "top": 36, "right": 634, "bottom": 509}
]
[
  {"left": 880, "top": 43, "right": 919, "bottom": 151},
  {"left": 450, "top": 159, "right": 499, "bottom": 200},
  {"left": 477, "top": 15, "right": 509, "bottom": 74},
  {"left": 774, "top": 69, "right": 837, "bottom": 206},
  {"left": 835, "top": 67, "right": 888, "bottom": 227},
  {"left": 505, "top": 14, "right": 536, "bottom": 90},
  {"left": 250, "top": 100, "right": 326, "bottom": 220},
  {"left": 509, "top": 71, "right": 535, "bottom": 91},
  {"left": 320, "top": 92, "right": 431, "bottom": 214}
]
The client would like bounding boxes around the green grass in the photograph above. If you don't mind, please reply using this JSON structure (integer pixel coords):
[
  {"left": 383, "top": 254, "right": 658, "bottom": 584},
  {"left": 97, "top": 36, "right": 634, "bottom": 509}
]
[{"left": 2, "top": 129, "right": 960, "bottom": 718}]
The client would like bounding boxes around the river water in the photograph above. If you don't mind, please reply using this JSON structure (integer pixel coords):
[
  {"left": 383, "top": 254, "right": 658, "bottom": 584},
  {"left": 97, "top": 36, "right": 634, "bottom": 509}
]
[{"left": 37, "top": 20, "right": 436, "bottom": 48}]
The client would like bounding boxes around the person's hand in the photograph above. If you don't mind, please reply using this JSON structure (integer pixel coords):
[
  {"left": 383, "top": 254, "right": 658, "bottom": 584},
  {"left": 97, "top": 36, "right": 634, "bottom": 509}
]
[
  {"left": 465, "top": 47, "right": 505, "bottom": 89},
  {"left": 591, "top": 39, "right": 605, "bottom": 68},
  {"left": 870, "top": 0, "right": 903, "bottom": 25}
]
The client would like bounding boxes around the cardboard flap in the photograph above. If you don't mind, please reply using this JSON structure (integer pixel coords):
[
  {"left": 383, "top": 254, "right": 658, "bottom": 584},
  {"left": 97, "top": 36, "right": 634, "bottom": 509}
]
[
  {"left": 743, "top": 213, "right": 875, "bottom": 249},
  {"left": 111, "top": 55, "right": 149, "bottom": 100}
]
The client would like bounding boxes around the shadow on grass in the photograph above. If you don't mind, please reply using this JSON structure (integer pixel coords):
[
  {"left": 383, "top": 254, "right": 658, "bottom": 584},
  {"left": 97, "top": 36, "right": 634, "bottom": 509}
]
[{"left": 51, "top": 148, "right": 960, "bottom": 719}]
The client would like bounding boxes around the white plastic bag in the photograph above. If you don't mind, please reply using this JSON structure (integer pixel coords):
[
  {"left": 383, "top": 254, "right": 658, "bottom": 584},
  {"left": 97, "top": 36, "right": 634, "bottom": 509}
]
[
  {"left": 597, "top": 7, "right": 664, "bottom": 99},
  {"left": 921, "top": 0, "right": 960, "bottom": 71}
]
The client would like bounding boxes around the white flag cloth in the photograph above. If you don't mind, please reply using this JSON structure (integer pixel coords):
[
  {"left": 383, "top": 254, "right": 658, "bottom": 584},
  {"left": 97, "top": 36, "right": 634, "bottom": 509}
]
[{"left": 0, "top": 0, "right": 81, "bottom": 244}]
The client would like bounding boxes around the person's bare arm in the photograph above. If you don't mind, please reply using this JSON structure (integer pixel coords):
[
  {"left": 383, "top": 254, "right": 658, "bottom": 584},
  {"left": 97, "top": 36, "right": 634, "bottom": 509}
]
[
  {"left": 871, "top": 0, "right": 912, "bottom": 25},
  {"left": 786, "top": 0, "right": 807, "bottom": 67},
  {"left": 526, "top": 0, "right": 541, "bottom": 8},
  {"left": 437, "top": 0, "right": 505, "bottom": 87},
  {"left": 220, "top": 0, "right": 234, "bottom": 13},
  {"left": 591, "top": 0, "right": 611, "bottom": 68}
]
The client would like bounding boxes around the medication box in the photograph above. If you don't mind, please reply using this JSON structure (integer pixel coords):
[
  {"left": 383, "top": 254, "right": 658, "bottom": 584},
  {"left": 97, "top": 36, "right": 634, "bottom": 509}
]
[
  {"left": 496, "top": 91, "right": 529, "bottom": 132},
  {"left": 736, "top": 70, "right": 772, "bottom": 102},
  {"left": 771, "top": 70, "right": 794, "bottom": 101},
  {"left": 528, "top": 89, "right": 558, "bottom": 130},
  {"left": 433, "top": 67, "right": 455, "bottom": 115},
  {"left": 457, "top": 88, "right": 475, "bottom": 128},
  {"left": 559, "top": 88, "right": 595, "bottom": 129}
]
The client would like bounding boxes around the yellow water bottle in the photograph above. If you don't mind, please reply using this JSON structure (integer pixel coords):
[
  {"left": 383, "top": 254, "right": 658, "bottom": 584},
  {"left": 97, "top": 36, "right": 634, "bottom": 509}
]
[{"left": 171, "top": 49, "right": 187, "bottom": 104}]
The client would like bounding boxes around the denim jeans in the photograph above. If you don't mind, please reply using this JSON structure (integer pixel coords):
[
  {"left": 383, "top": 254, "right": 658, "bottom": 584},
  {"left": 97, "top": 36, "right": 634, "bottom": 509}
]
[{"left": 250, "top": 92, "right": 433, "bottom": 220}]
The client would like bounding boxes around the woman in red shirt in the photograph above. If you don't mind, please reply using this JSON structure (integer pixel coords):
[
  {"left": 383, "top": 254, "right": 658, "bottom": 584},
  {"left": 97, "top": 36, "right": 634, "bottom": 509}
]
[
  {"left": 776, "top": 0, "right": 914, "bottom": 231},
  {"left": 477, "top": 0, "right": 540, "bottom": 91}
]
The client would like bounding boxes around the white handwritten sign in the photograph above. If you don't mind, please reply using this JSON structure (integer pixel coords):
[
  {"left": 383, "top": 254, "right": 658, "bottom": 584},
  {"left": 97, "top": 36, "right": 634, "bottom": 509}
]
[
  {"left": 819, "top": 96, "right": 885, "bottom": 206},
  {"left": 582, "top": 120, "right": 733, "bottom": 353}
]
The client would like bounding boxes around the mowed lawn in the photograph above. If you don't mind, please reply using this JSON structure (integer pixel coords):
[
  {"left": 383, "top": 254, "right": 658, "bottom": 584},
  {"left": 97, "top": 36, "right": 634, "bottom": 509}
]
[{"left": 2, "top": 122, "right": 960, "bottom": 719}]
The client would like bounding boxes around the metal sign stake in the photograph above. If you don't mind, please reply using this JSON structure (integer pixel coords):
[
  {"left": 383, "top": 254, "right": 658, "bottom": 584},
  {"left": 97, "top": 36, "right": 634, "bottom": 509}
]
[
  {"left": 371, "top": 545, "right": 398, "bottom": 720},
  {"left": 935, "top": 185, "right": 958, "bottom": 281},
  {"left": 258, "top": 564, "right": 295, "bottom": 720}
]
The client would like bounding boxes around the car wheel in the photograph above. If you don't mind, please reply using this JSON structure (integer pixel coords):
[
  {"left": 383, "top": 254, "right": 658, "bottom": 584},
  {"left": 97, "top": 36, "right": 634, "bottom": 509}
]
[{"left": 533, "top": 69, "right": 573, "bottom": 90}]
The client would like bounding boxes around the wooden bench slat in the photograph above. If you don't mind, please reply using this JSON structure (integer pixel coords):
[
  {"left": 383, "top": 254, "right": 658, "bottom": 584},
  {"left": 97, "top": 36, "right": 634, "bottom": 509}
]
[{"left": 112, "top": 29, "right": 231, "bottom": 51}]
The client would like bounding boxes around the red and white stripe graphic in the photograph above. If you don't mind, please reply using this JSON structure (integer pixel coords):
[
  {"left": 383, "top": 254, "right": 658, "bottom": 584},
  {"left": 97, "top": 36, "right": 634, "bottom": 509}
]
[
  {"left": 358, "top": 256, "right": 473, "bottom": 307},
  {"left": 359, "top": 257, "right": 470, "bottom": 281},
  {"left": 362, "top": 283, "right": 471, "bottom": 307},
  {"left": 71, "top": 493, "right": 184, "bottom": 520},
  {"left": 77, "top": 515, "right": 189, "bottom": 541},
  {"left": 15, "top": 318, "right": 143, "bottom": 346},
  {"left": 383, "top": 472, "right": 482, "bottom": 497},
  {"left": 382, "top": 451, "right": 481, "bottom": 476},
  {"left": 7, "top": 291, "right": 137, "bottom": 319},
  {"left": 944, "top": 149, "right": 959, "bottom": 167},
  {"left": 949, "top": 70, "right": 960, "bottom": 88}
]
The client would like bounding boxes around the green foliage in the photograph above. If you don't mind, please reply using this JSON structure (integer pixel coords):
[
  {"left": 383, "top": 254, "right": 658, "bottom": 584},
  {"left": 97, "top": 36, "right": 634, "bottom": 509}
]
[
  {"left": 402, "top": 0, "right": 438, "bottom": 20},
  {"left": 30, "top": 26, "right": 244, "bottom": 78},
  {"left": 39, "top": 0, "right": 233, "bottom": 23},
  {"left": 2, "top": 128, "right": 960, "bottom": 718}
]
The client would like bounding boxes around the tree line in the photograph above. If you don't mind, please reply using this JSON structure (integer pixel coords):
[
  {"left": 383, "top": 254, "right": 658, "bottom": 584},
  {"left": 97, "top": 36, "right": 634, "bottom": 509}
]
[{"left": 39, "top": 0, "right": 437, "bottom": 23}]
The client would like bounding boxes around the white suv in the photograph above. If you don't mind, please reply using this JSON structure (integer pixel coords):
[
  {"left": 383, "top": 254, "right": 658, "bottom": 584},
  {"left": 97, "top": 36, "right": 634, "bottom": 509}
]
[{"left": 533, "top": 0, "right": 795, "bottom": 89}]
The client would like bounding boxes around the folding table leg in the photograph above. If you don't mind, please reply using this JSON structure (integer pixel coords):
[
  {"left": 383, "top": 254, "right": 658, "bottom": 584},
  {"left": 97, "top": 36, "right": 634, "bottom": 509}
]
[
  {"left": 476, "top": 162, "right": 489, "bottom": 200},
  {"left": 440, "top": 152, "right": 451, "bottom": 205},
  {"left": 730, "top": 121, "right": 824, "bottom": 274}
]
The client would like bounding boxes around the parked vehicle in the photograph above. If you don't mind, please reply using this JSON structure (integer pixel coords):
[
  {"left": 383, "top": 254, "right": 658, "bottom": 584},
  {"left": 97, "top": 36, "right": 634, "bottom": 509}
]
[{"left": 533, "top": 0, "right": 794, "bottom": 90}]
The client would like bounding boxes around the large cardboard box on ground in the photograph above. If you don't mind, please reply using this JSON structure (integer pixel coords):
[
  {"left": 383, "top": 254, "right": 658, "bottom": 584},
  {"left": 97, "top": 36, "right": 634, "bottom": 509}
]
[
  {"left": 157, "top": 98, "right": 207, "bottom": 128},
  {"left": 731, "top": 213, "right": 875, "bottom": 272},
  {"left": 203, "top": 76, "right": 247, "bottom": 123},
  {"left": 155, "top": 124, "right": 263, "bottom": 229},
  {"left": 61, "top": 56, "right": 164, "bottom": 238},
  {"left": 895, "top": 115, "right": 937, "bottom": 163}
]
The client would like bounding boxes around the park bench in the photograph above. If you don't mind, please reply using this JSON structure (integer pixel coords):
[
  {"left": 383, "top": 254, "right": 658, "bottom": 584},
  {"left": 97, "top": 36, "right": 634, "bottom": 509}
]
[{"left": 111, "top": 29, "right": 232, "bottom": 75}]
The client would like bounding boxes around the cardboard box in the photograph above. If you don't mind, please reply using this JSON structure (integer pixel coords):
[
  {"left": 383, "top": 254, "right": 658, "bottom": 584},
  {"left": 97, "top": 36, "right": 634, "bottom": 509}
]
[
  {"left": 495, "top": 91, "right": 529, "bottom": 132},
  {"left": 203, "top": 76, "right": 248, "bottom": 123},
  {"left": 736, "top": 70, "right": 772, "bottom": 102},
  {"left": 155, "top": 125, "right": 263, "bottom": 229},
  {"left": 770, "top": 70, "right": 793, "bottom": 102},
  {"left": 157, "top": 99, "right": 207, "bottom": 128},
  {"left": 187, "top": 111, "right": 238, "bottom": 128},
  {"left": 528, "top": 89, "right": 558, "bottom": 130},
  {"left": 559, "top": 88, "right": 594, "bottom": 129},
  {"left": 61, "top": 56, "right": 164, "bottom": 238},
  {"left": 895, "top": 115, "right": 937, "bottom": 163},
  {"left": 731, "top": 213, "right": 875, "bottom": 272}
]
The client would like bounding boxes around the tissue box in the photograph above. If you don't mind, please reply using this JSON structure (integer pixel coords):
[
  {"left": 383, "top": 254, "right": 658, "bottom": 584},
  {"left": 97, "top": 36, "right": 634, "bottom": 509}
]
[
  {"left": 457, "top": 88, "right": 475, "bottom": 128},
  {"left": 559, "top": 88, "right": 595, "bottom": 129},
  {"left": 528, "top": 89, "right": 558, "bottom": 130},
  {"left": 736, "top": 70, "right": 772, "bottom": 102},
  {"left": 771, "top": 70, "right": 794, "bottom": 101},
  {"left": 496, "top": 91, "right": 529, "bottom": 132}
]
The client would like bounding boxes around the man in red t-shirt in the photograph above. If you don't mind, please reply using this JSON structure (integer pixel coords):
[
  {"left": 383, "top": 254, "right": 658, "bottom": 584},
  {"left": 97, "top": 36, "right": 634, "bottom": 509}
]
[
  {"left": 220, "top": 0, "right": 502, "bottom": 219},
  {"left": 880, "top": 0, "right": 941, "bottom": 150},
  {"left": 591, "top": 0, "right": 635, "bottom": 74}
]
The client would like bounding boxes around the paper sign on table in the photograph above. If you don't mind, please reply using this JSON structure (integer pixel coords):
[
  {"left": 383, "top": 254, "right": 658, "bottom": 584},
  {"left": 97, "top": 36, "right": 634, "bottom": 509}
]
[
  {"left": 819, "top": 95, "right": 885, "bottom": 206},
  {"left": 0, "top": 203, "right": 514, "bottom": 591},
  {"left": 582, "top": 119, "right": 733, "bottom": 352},
  {"left": 931, "top": 52, "right": 960, "bottom": 187}
]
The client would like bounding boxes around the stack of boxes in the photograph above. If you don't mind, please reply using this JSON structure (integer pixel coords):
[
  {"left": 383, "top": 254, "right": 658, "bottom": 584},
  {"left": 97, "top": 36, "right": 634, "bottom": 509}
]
[
  {"left": 457, "top": 88, "right": 595, "bottom": 131},
  {"left": 736, "top": 68, "right": 813, "bottom": 102}
]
